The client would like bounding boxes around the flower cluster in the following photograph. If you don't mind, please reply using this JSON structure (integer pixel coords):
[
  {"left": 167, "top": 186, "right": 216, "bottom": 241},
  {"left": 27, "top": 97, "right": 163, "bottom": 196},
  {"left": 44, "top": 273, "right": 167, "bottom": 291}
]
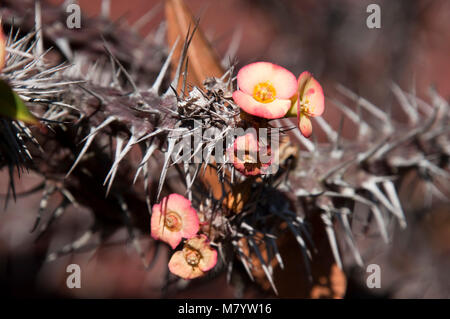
[
  {"left": 232, "top": 62, "right": 325, "bottom": 138},
  {"left": 149, "top": 63, "right": 322, "bottom": 275},
  {"left": 151, "top": 194, "right": 217, "bottom": 280}
]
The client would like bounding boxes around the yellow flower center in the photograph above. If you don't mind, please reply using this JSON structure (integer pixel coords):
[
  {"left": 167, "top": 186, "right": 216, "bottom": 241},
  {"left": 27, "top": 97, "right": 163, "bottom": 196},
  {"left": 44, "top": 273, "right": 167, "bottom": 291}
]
[
  {"left": 184, "top": 248, "right": 201, "bottom": 267},
  {"left": 300, "top": 98, "right": 314, "bottom": 115},
  {"left": 165, "top": 211, "right": 182, "bottom": 232},
  {"left": 253, "top": 81, "right": 276, "bottom": 103}
]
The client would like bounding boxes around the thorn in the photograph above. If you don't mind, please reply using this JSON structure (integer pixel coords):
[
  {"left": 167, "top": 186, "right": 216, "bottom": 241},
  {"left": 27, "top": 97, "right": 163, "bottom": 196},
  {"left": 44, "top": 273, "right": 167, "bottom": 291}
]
[
  {"left": 186, "top": 163, "right": 201, "bottom": 191},
  {"left": 132, "top": 3, "right": 162, "bottom": 32},
  {"left": 102, "top": 39, "right": 140, "bottom": 96},
  {"left": 133, "top": 142, "right": 158, "bottom": 184},
  {"left": 60, "top": 187, "right": 79, "bottom": 207},
  {"left": 54, "top": 38, "right": 73, "bottom": 61},
  {"left": 183, "top": 162, "right": 192, "bottom": 201},
  {"left": 374, "top": 105, "right": 438, "bottom": 160},
  {"left": 391, "top": 82, "right": 418, "bottom": 125},
  {"left": 151, "top": 37, "right": 180, "bottom": 93},
  {"left": 419, "top": 159, "right": 450, "bottom": 180},
  {"left": 151, "top": 21, "right": 167, "bottom": 45},
  {"left": 337, "top": 84, "right": 392, "bottom": 132},
  {"left": 221, "top": 26, "right": 242, "bottom": 68},
  {"left": 325, "top": 191, "right": 389, "bottom": 244},
  {"left": 285, "top": 222, "right": 313, "bottom": 282},
  {"left": 31, "top": 183, "right": 56, "bottom": 233},
  {"left": 428, "top": 180, "right": 448, "bottom": 202},
  {"left": 320, "top": 157, "right": 355, "bottom": 183},
  {"left": 104, "top": 134, "right": 138, "bottom": 197},
  {"left": 382, "top": 180, "right": 407, "bottom": 228},
  {"left": 181, "top": 57, "right": 189, "bottom": 98},
  {"left": 405, "top": 92, "right": 434, "bottom": 116},
  {"left": 369, "top": 204, "right": 389, "bottom": 244},
  {"left": 80, "top": 116, "right": 116, "bottom": 143},
  {"left": 46, "top": 229, "right": 94, "bottom": 262},
  {"left": 34, "top": 0, "right": 44, "bottom": 62},
  {"left": 142, "top": 161, "right": 152, "bottom": 214},
  {"left": 321, "top": 212, "right": 343, "bottom": 270},
  {"left": 66, "top": 127, "right": 98, "bottom": 178},
  {"left": 313, "top": 116, "right": 337, "bottom": 143},
  {"left": 77, "top": 84, "right": 106, "bottom": 105},
  {"left": 332, "top": 114, "right": 345, "bottom": 155},
  {"left": 165, "top": 22, "right": 199, "bottom": 96},
  {"left": 156, "top": 138, "right": 176, "bottom": 201},
  {"left": 35, "top": 199, "right": 69, "bottom": 241},
  {"left": 357, "top": 135, "right": 391, "bottom": 164},
  {"left": 336, "top": 209, "right": 364, "bottom": 267},
  {"left": 268, "top": 238, "right": 284, "bottom": 270},
  {"left": 238, "top": 253, "right": 254, "bottom": 282},
  {"left": 280, "top": 118, "right": 315, "bottom": 152},
  {"left": 248, "top": 237, "right": 278, "bottom": 295},
  {"left": 101, "top": 0, "right": 111, "bottom": 19},
  {"left": 429, "top": 87, "right": 449, "bottom": 114}
]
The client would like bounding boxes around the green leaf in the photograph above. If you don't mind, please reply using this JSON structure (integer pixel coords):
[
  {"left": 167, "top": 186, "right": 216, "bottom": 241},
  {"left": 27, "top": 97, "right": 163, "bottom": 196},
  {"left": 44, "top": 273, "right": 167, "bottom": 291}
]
[{"left": 0, "top": 79, "right": 39, "bottom": 125}]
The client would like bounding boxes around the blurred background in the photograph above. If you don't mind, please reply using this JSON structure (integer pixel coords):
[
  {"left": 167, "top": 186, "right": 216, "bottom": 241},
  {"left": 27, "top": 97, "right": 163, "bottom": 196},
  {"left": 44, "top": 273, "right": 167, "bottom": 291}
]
[{"left": 0, "top": 0, "right": 449, "bottom": 298}]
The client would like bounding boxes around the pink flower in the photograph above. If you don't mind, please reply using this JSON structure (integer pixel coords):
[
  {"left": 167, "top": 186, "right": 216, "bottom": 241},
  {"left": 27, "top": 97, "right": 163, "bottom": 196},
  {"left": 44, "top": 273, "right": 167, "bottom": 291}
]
[
  {"left": 232, "top": 62, "right": 297, "bottom": 119},
  {"left": 0, "top": 24, "right": 6, "bottom": 72},
  {"left": 226, "top": 132, "right": 272, "bottom": 176},
  {"left": 289, "top": 71, "right": 325, "bottom": 138},
  {"left": 168, "top": 235, "right": 218, "bottom": 280},
  {"left": 151, "top": 194, "right": 200, "bottom": 249}
]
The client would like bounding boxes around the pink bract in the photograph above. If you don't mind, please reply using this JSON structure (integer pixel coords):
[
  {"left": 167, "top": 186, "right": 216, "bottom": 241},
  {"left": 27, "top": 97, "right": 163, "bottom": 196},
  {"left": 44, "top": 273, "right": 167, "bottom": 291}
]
[
  {"left": 0, "top": 24, "right": 6, "bottom": 72},
  {"left": 232, "top": 62, "right": 297, "bottom": 119},
  {"left": 297, "top": 71, "right": 324, "bottom": 117},
  {"left": 298, "top": 113, "right": 313, "bottom": 138},
  {"left": 290, "top": 71, "right": 325, "bottom": 138},
  {"left": 168, "top": 235, "right": 218, "bottom": 280},
  {"left": 151, "top": 194, "right": 200, "bottom": 249}
]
